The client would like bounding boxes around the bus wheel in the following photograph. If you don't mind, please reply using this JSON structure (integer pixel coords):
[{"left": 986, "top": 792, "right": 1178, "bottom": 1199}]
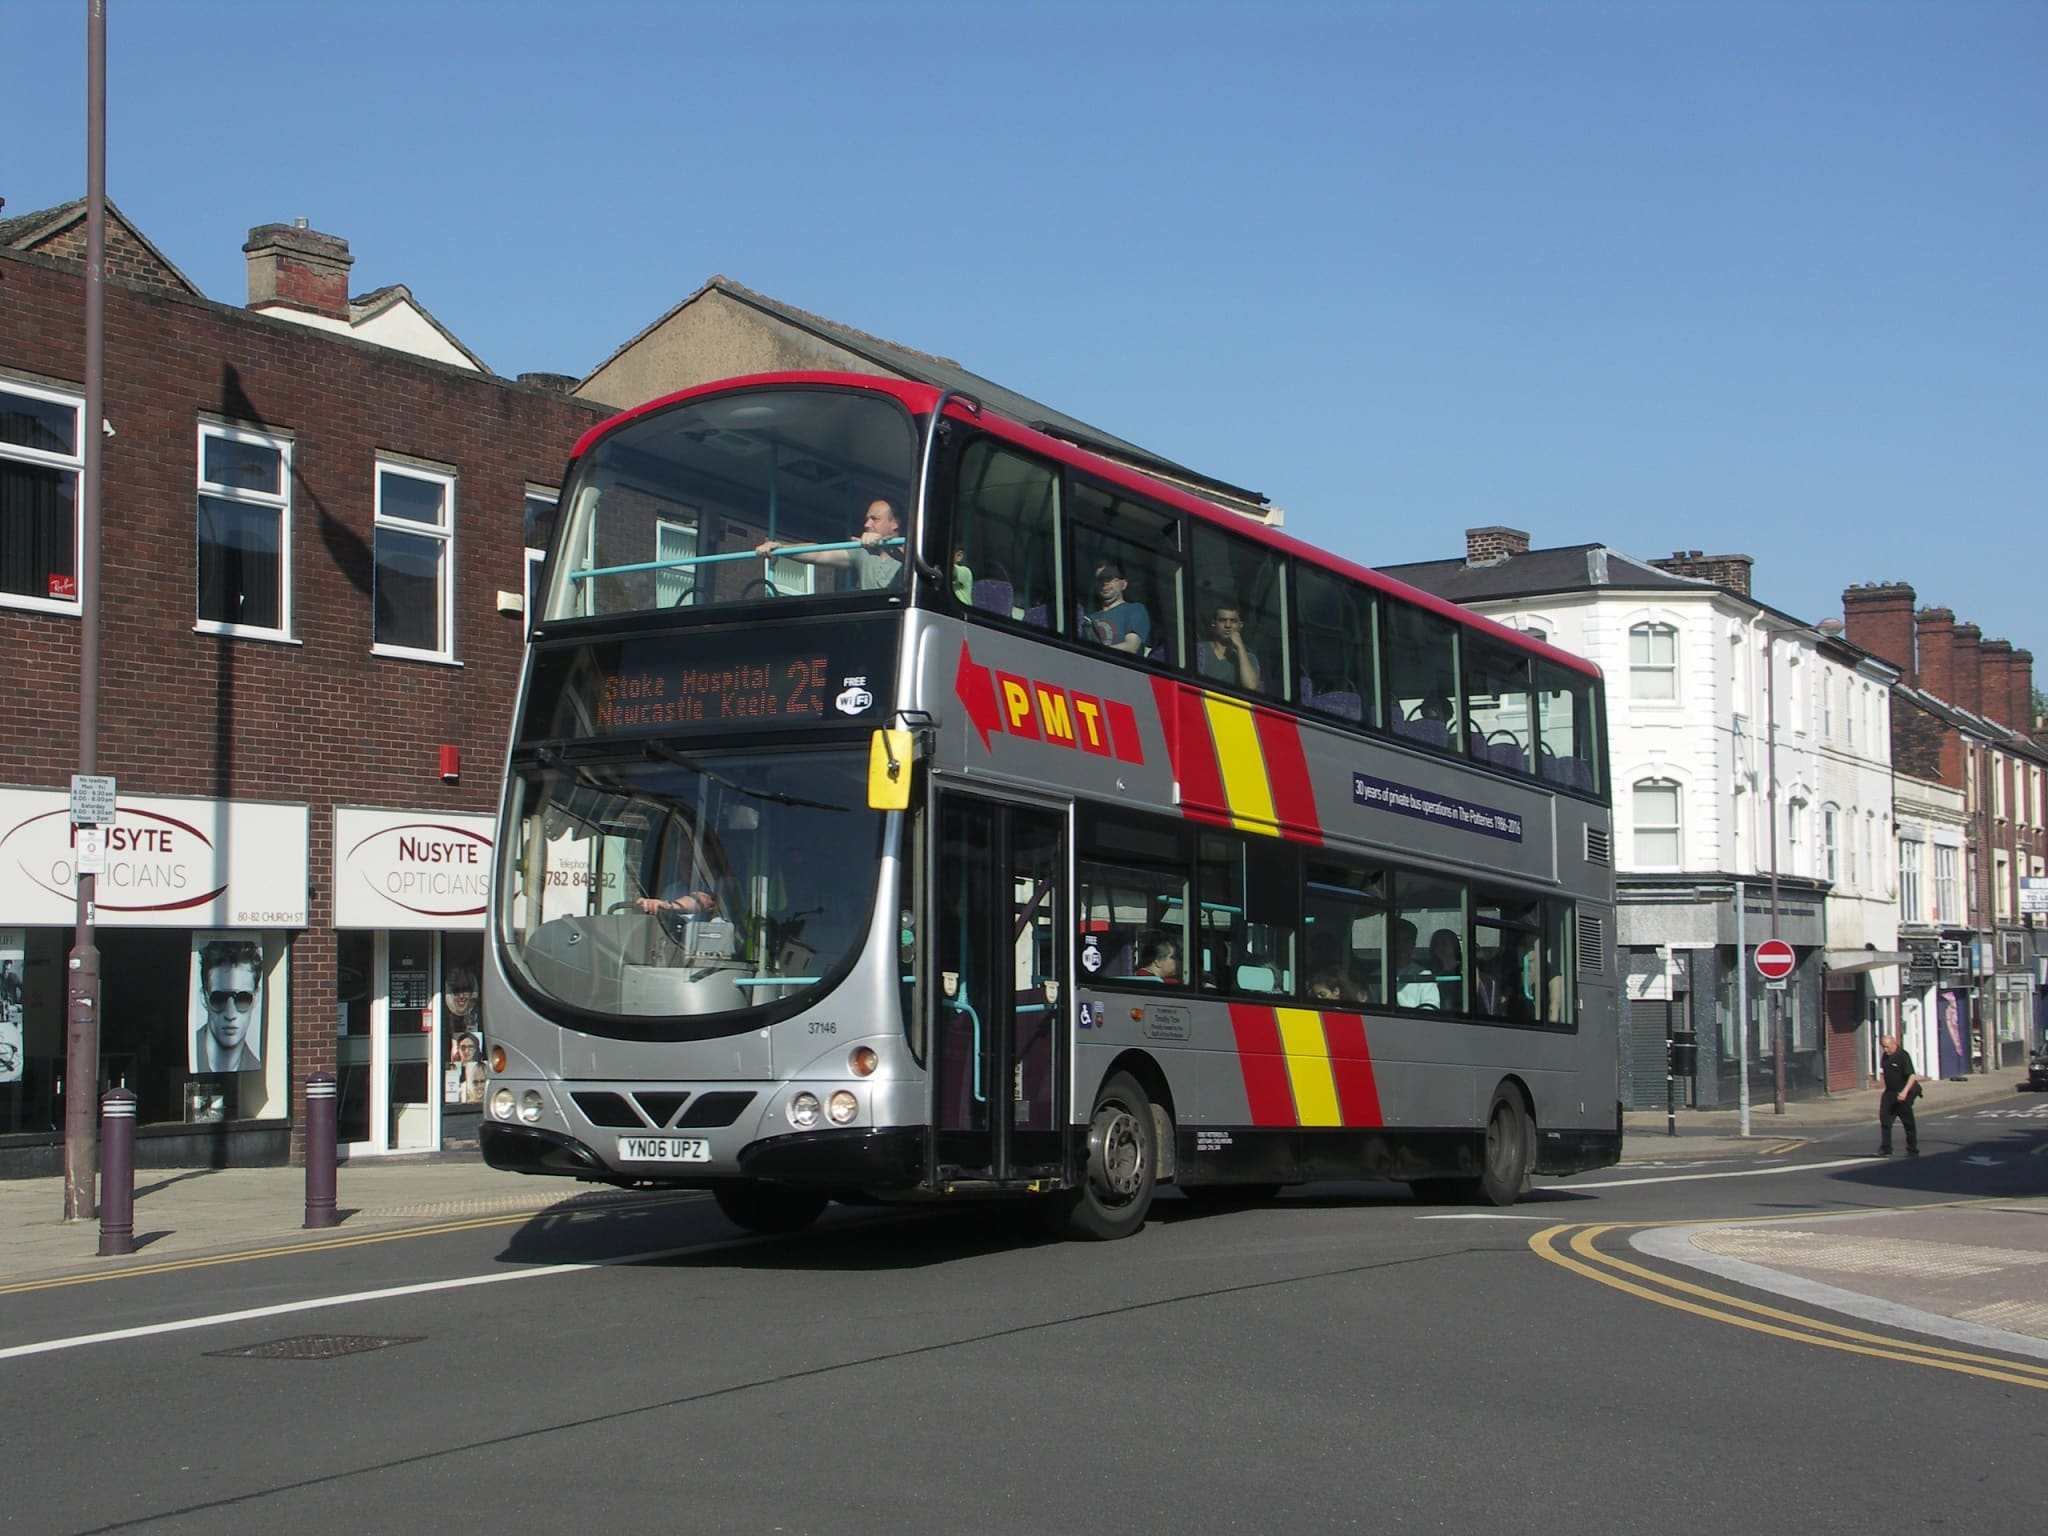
[
  {"left": 1471, "top": 1087, "right": 1533, "bottom": 1206},
  {"left": 712, "top": 1180, "right": 828, "bottom": 1235},
  {"left": 1049, "top": 1071, "right": 1157, "bottom": 1241}
]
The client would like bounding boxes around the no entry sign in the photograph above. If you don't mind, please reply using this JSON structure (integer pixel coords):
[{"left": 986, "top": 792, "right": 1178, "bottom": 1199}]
[{"left": 1753, "top": 939, "right": 1795, "bottom": 981}]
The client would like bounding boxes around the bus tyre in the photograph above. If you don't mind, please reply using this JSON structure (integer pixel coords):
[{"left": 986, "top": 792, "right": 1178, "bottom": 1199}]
[
  {"left": 1471, "top": 1087, "right": 1533, "bottom": 1206},
  {"left": 1049, "top": 1071, "right": 1157, "bottom": 1241},
  {"left": 712, "top": 1180, "right": 829, "bottom": 1235}
]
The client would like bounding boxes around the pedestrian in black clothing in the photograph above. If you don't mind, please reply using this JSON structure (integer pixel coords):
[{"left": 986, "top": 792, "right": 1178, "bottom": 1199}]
[{"left": 1876, "top": 1033, "right": 1922, "bottom": 1156}]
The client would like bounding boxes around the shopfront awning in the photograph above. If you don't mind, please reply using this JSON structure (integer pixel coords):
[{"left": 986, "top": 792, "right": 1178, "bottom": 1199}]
[{"left": 1824, "top": 950, "right": 1911, "bottom": 975}]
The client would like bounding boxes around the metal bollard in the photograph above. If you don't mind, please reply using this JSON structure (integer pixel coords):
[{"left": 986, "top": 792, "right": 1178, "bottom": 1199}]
[
  {"left": 98, "top": 1087, "right": 136, "bottom": 1257},
  {"left": 304, "top": 1073, "right": 338, "bottom": 1229}
]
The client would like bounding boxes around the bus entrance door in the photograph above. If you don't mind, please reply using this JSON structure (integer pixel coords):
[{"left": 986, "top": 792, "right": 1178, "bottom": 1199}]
[{"left": 933, "top": 797, "right": 1068, "bottom": 1185}]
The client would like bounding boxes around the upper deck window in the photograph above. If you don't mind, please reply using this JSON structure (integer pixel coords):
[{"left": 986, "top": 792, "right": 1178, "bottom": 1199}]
[{"left": 547, "top": 388, "right": 917, "bottom": 623}]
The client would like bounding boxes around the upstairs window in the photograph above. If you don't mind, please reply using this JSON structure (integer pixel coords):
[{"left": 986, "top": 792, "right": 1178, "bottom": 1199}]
[
  {"left": 0, "top": 379, "right": 83, "bottom": 614},
  {"left": 196, "top": 423, "right": 292, "bottom": 638},
  {"left": 1632, "top": 780, "right": 1682, "bottom": 867},
  {"left": 374, "top": 460, "right": 456, "bottom": 660},
  {"left": 1630, "top": 623, "right": 1678, "bottom": 702}
]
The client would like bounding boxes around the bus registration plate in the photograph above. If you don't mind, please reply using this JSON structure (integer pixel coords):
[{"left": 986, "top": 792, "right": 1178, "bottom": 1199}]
[{"left": 618, "top": 1136, "right": 711, "bottom": 1163}]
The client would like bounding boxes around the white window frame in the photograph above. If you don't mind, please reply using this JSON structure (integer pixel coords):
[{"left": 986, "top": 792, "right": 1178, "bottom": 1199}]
[
  {"left": 1629, "top": 623, "right": 1679, "bottom": 703},
  {"left": 1822, "top": 672, "right": 1834, "bottom": 739},
  {"left": 523, "top": 487, "right": 558, "bottom": 640},
  {"left": 0, "top": 376, "right": 85, "bottom": 617},
  {"left": 194, "top": 421, "right": 295, "bottom": 641},
  {"left": 1898, "top": 838, "right": 1922, "bottom": 923},
  {"left": 1934, "top": 844, "right": 1960, "bottom": 925},
  {"left": 1822, "top": 804, "right": 1840, "bottom": 884},
  {"left": 372, "top": 459, "right": 458, "bottom": 663},
  {"left": 1631, "top": 779, "right": 1683, "bottom": 869}
]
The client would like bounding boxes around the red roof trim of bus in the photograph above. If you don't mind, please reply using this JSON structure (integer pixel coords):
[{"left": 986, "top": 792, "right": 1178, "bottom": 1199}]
[{"left": 570, "top": 372, "right": 1603, "bottom": 682}]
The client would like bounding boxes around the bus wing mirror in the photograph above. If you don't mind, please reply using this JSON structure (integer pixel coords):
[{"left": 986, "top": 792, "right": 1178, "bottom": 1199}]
[{"left": 868, "top": 729, "right": 913, "bottom": 811}]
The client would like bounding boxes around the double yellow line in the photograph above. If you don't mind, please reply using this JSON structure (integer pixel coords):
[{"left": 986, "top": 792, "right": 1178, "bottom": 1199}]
[{"left": 1531, "top": 1220, "right": 2048, "bottom": 1391}]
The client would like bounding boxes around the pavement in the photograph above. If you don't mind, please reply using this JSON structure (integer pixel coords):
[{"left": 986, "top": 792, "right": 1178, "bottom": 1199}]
[{"left": 3, "top": 1071, "right": 2043, "bottom": 1356}]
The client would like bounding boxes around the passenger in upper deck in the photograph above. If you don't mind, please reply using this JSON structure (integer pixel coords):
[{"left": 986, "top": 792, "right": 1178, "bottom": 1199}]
[
  {"left": 1084, "top": 560, "right": 1151, "bottom": 655},
  {"left": 1198, "top": 603, "right": 1262, "bottom": 692},
  {"left": 755, "top": 497, "right": 905, "bottom": 590}
]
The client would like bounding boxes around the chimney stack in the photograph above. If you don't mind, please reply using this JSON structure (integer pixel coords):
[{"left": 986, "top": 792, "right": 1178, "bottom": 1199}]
[
  {"left": 1649, "top": 549, "right": 1753, "bottom": 598},
  {"left": 244, "top": 221, "right": 353, "bottom": 321},
  {"left": 1915, "top": 609, "right": 1956, "bottom": 705},
  {"left": 1464, "top": 526, "right": 1530, "bottom": 565},
  {"left": 2012, "top": 648, "right": 2037, "bottom": 735},
  {"left": 1979, "top": 638, "right": 2015, "bottom": 731},
  {"left": 1952, "top": 623, "right": 1983, "bottom": 716},
  {"left": 1840, "top": 582, "right": 1916, "bottom": 683}
]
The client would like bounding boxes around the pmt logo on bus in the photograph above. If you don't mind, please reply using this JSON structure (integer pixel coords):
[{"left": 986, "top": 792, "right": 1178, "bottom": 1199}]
[{"left": 953, "top": 642, "right": 1145, "bottom": 762}]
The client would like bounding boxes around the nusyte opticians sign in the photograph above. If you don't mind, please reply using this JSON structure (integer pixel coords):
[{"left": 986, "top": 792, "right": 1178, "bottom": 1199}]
[
  {"left": 0, "top": 787, "right": 308, "bottom": 928},
  {"left": 333, "top": 807, "right": 494, "bottom": 930}
]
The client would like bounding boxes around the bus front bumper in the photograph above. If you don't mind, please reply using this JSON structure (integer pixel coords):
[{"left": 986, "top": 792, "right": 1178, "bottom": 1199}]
[{"left": 479, "top": 1118, "right": 927, "bottom": 1192}]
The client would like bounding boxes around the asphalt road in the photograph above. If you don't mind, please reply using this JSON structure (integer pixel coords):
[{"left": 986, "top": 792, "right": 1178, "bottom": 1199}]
[{"left": 4, "top": 1110, "right": 2044, "bottom": 1535}]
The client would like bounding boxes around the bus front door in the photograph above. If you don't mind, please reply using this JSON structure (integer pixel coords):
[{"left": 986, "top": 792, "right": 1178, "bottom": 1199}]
[{"left": 933, "top": 797, "right": 1068, "bottom": 1184}]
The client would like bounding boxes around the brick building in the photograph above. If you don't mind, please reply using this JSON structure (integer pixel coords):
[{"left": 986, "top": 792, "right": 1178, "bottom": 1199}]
[
  {"left": 1841, "top": 584, "right": 2048, "bottom": 1072},
  {"left": 0, "top": 203, "right": 605, "bottom": 1172}
]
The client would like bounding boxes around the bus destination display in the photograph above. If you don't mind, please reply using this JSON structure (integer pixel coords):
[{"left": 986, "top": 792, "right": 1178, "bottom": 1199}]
[
  {"left": 520, "top": 621, "right": 897, "bottom": 743},
  {"left": 598, "top": 656, "right": 833, "bottom": 729}
]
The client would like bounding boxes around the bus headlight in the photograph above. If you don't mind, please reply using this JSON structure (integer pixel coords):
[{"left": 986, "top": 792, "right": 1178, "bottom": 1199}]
[
  {"left": 789, "top": 1091, "right": 821, "bottom": 1129},
  {"left": 828, "top": 1090, "right": 859, "bottom": 1125},
  {"left": 849, "top": 1046, "right": 878, "bottom": 1077},
  {"left": 519, "top": 1090, "right": 544, "bottom": 1124},
  {"left": 491, "top": 1089, "right": 515, "bottom": 1120}
]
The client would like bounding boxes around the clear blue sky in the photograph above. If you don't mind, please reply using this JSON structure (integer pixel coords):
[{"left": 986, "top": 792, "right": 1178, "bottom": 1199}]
[{"left": 9, "top": 0, "right": 2044, "bottom": 659}]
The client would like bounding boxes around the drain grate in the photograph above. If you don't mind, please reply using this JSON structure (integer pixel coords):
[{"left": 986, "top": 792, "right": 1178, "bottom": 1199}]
[{"left": 207, "top": 1334, "right": 424, "bottom": 1360}]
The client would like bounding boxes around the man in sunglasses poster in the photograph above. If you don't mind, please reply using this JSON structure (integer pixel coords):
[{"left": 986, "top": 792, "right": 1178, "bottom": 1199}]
[{"left": 190, "top": 935, "right": 264, "bottom": 1073}]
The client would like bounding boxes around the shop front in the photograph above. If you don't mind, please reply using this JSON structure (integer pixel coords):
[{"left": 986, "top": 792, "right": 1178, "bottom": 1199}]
[
  {"left": 332, "top": 807, "right": 493, "bottom": 1156},
  {"left": 0, "top": 786, "right": 307, "bottom": 1175}
]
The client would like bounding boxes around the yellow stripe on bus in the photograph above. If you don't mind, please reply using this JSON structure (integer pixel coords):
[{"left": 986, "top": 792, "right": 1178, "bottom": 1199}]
[
  {"left": 1203, "top": 694, "right": 1278, "bottom": 834},
  {"left": 1275, "top": 1007, "right": 1342, "bottom": 1126}
]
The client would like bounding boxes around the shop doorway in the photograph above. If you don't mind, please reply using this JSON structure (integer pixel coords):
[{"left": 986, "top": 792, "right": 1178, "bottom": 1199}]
[{"left": 336, "top": 928, "right": 441, "bottom": 1155}]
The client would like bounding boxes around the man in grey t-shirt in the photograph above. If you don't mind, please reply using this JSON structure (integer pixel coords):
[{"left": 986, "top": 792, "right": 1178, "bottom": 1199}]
[{"left": 756, "top": 498, "right": 905, "bottom": 590}]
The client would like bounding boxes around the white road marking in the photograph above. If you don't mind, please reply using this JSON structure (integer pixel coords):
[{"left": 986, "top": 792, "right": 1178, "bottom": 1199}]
[
  {"left": 1564, "top": 1157, "right": 1870, "bottom": 1189},
  {"left": 0, "top": 1244, "right": 695, "bottom": 1363},
  {"left": 1415, "top": 1213, "right": 1551, "bottom": 1221}
]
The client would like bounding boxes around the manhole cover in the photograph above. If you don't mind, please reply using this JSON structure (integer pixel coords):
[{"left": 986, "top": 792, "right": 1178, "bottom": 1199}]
[{"left": 207, "top": 1334, "right": 423, "bottom": 1360}]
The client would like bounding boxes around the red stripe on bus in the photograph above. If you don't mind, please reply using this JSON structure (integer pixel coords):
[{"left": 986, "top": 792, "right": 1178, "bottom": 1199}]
[
  {"left": 1320, "top": 1012, "right": 1384, "bottom": 1127},
  {"left": 1252, "top": 707, "right": 1322, "bottom": 845},
  {"left": 1228, "top": 1004, "right": 1298, "bottom": 1127},
  {"left": 1154, "top": 678, "right": 1231, "bottom": 826},
  {"left": 1105, "top": 698, "right": 1145, "bottom": 764}
]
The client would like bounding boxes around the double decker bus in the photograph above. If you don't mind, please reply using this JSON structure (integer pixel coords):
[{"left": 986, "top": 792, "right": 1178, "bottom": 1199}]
[{"left": 481, "top": 372, "right": 1619, "bottom": 1238}]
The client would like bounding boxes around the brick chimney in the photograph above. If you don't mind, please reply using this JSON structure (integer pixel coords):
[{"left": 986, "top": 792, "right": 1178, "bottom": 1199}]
[
  {"left": 2012, "top": 648, "right": 2037, "bottom": 734},
  {"left": 244, "top": 220, "right": 353, "bottom": 321},
  {"left": 1952, "top": 622, "right": 1983, "bottom": 716},
  {"left": 1979, "top": 638, "right": 2015, "bottom": 731},
  {"left": 1464, "top": 526, "right": 1530, "bottom": 565},
  {"left": 1916, "top": 609, "right": 1956, "bottom": 703},
  {"left": 1840, "top": 582, "right": 1916, "bottom": 682},
  {"left": 1649, "top": 549, "right": 1753, "bottom": 598}
]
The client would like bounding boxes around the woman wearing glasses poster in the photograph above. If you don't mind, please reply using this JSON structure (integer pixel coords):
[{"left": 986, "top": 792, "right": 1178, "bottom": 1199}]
[{"left": 190, "top": 935, "right": 264, "bottom": 1073}]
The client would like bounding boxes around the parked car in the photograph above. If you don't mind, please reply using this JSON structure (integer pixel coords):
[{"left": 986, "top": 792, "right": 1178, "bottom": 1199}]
[{"left": 2027, "top": 1044, "right": 2048, "bottom": 1092}]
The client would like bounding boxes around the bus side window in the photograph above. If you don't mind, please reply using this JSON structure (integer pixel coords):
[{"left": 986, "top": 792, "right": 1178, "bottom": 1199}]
[
  {"left": 1465, "top": 638, "right": 1535, "bottom": 776},
  {"left": 955, "top": 439, "right": 1064, "bottom": 631},
  {"left": 1385, "top": 600, "right": 1463, "bottom": 752},
  {"left": 1296, "top": 563, "right": 1377, "bottom": 728},
  {"left": 1189, "top": 524, "right": 1289, "bottom": 701},
  {"left": 1198, "top": 833, "right": 1297, "bottom": 996},
  {"left": 1072, "top": 479, "right": 1183, "bottom": 667}
]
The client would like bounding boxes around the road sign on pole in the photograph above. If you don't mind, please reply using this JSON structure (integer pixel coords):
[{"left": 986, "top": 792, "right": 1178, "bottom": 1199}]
[{"left": 1753, "top": 939, "right": 1795, "bottom": 982}]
